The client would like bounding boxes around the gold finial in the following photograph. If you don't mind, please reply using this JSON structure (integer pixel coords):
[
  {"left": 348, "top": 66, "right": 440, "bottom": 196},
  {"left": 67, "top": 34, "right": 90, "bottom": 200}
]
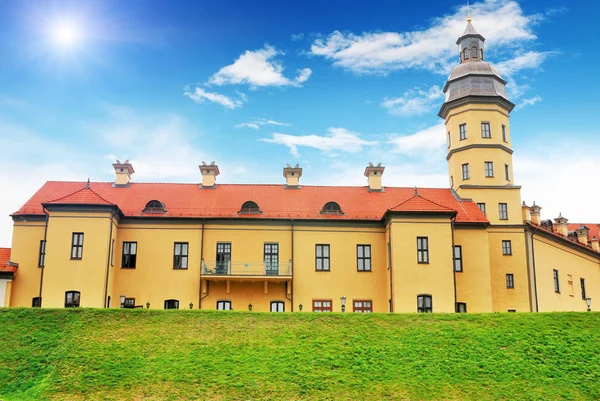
[{"left": 467, "top": 0, "right": 472, "bottom": 22}]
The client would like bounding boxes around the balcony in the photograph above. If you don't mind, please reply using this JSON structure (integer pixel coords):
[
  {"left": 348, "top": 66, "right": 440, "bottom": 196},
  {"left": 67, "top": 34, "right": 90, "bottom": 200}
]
[{"left": 201, "top": 261, "right": 292, "bottom": 277}]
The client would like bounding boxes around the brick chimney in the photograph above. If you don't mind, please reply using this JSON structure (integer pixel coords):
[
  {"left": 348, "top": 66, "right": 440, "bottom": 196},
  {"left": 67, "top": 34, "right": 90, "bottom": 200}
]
[
  {"left": 283, "top": 164, "right": 302, "bottom": 188},
  {"left": 590, "top": 237, "right": 600, "bottom": 252},
  {"left": 113, "top": 160, "right": 135, "bottom": 187},
  {"left": 521, "top": 202, "right": 530, "bottom": 223},
  {"left": 575, "top": 225, "right": 589, "bottom": 246},
  {"left": 529, "top": 202, "right": 541, "bottom": 225},
  {"left": 554, "top": 214, "right": 568, "bottom": 236},
  {"left": 199, "top": 161, "right": 219, "bottom": 188},
  {"left": 364, "top": 162, "right": 385, "bottom": 192}
]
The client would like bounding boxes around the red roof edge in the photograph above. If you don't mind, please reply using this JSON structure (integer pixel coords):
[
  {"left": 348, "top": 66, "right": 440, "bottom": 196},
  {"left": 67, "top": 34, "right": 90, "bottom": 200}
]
[{"left": 527, "top": 222, "right": 600, "bottom": 255}]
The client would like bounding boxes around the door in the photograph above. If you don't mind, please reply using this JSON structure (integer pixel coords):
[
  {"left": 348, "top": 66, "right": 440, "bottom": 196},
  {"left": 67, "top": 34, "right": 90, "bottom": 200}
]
[
  {"left": 264, "top": 243, "right": 279, "bottom": 275},
  {"left": 216, "top": 243, "right": 231, "bottom": 274}
]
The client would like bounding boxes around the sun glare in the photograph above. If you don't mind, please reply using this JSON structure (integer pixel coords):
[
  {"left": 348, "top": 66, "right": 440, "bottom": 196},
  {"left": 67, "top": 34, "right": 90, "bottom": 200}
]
[{"left": 49, "top": 21, "right": 82, "bottom": 49}]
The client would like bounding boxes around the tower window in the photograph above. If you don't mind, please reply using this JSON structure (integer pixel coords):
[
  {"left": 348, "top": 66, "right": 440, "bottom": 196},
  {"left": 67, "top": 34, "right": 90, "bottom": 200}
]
[
  {"left": 484, "top": 162, "right": 494, "bottom": 177},
  {"left": 505, "top": 164, "right": 510, "bottom": 181},
  {"left": 471, "top": 47, "right": 478, "bottom": 58},
  {"left": 463, "top": 48, "right": 469, "bottom": 60},
  {"left": 502, "top": 240, "right": 512, "bottom": 255},
  {"left": 477, "top": 203, "right": 486, "bottom": 216},
  {"left": 450, "top": 175, "right": 454, "bottom": 188},
  {"left": 447, "top": 132, "right": 451, "bottom": 148},
  {"left": 417, "top": 295, "right": 433, "bottom": 313},
  {"left": 480, "top": 48, "right": 484, "bottom": 59},
  {"left": 506, "top": 274, "right": 515, "bottom": 288},
  {"left": 459, "top": 124, "right": 467, "bottom": 140},
  {"left": 481, "top": 123, "right": 491, "bottom": 138},
  {"left": 499, "top": 203, "right": 508, "bottom": 220},
  {"left": 502, "top": 125, "right": 508, "bottom": 142},
  {"left": 461, "top": 163, "right": 470, "bottom": 180}
]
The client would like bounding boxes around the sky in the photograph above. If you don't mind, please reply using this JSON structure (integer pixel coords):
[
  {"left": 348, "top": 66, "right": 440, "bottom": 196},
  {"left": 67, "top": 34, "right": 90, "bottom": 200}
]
[{"left": 1, "top": 0, "right": 599, "bottom": 246}]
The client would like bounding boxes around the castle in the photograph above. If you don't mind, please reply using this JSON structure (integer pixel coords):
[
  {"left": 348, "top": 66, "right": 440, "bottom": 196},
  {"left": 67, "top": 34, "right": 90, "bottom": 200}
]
[{"left": 1, "top": 20, "right": 597, "bottom": 312}]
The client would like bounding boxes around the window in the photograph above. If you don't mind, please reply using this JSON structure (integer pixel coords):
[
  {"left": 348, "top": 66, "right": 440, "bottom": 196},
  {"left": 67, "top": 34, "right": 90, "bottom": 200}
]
[
  {"left": 453, "top": 246, "right": 463, "bottom": 272},
  {"left": 417, "top": 237, "right": 429, "bottom": 264},
  {"left": 506, "top": 274, "right": 515, "bottom": 288},
  {"left": 508, "top": 309, "right": 516, "bottom": 313},
  {"left": 450, "top": 175, "right": 454, "bottom": 188},
  {"left": 38, "top": 240, "right": 46, "bottom": 267},
  {"left": 173, "top": 242, "right": 189, "bottom": 269},
  {"left": 459, "top": 124, "right": 467, "bottom": 140},
  {"left": 553, "top": 269, "right": 560, "bottom": 293},
  {"left": 499, "top": 203, "right": 508, "bottom": 220},
  {"left": 461, "top": 163, "right": 470, "bottom": 180},
  {"left": 239, "top": 201, "right": 260, "bottom": 214},
  {"left": 353, "top": 300, "right": 373, "bottom": 313},
  {"left": 567, "top": 274, "right": 574, "bottom": 297},
  {"left": 123, "top": 298, "right": 136, "bottom": 308},
  {"left": 417, "top": 295, "right": 432, "bottom": 313},
  {"left": 264, "top": 243, "right": 279, "bottom": 274},
  {"left": 480, "top": 48, "right": 484, "bottom": 59},
  {"left": 447, "top": 132, "right": 451, "bottom": 148},
  {"left": 111, "top": 239, "right": 115, "bottom": 267},
  {"left": 502, "top": 125, "right": 508, "bottom": 142},
  {"left": 463, "top": 48, "right": 469, "bottom": 60},
  {"left": 143, "top": 200, "right": 166, "bottom": 213},
  {"left": 270, "top": 301, "right": 285, "bottom": 312},
  {"left": 481, "top": 122, "right": 491, "bottom": 138},
  {"left": 65, "top": 291, "right": 80, "bottom": 308},
  {"left": 505, "top": 164, "right": 510, "bottom": 181},
  {"left": 121, "top": 242, "right": 137, "bottom": 268},
  {"left": 456, "top": 302, "right": 467, "bottom": 313},
  {"left": 164, "top": 299, "right": 179, "bottom": 309},
  {"left": 477, "top": 203, "right": 486, "bottom": 216},
  {"left": 471, "top": 46, "right": 478, "bottom": 58},
  {"left": 71, "top": 233, "right": 84, "bottom": 259},
  {"left": 357, "top": 245, "right": 372, "bottom": 271},
  {"left": 216, "top": 243, "right": 231, "bottom": 274},
  {"left": 315, "top": 244, "right": 330, "bottom": 271},
  {"left": 321, "top": 202, "right": 343, "bottom": 215},
  {"left": 502, "top": 240, "right": 512, "bottom": 255},
  {"left": 217, "top": 300, "right": 232, "bottom": 310},
  {"left": 484, "top": 161, "right": 494, "bottom": 177},
  {"left": 312, "top": 300, "right": 332, "bottom": 312},
  {"left": 32, "top": 297, "right": 41, "bottom": 307}
]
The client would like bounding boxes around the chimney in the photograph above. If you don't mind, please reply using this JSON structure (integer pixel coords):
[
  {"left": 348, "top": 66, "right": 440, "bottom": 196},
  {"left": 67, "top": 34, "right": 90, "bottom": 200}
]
[
  {"left": 521, "top": 202, "right": 530, "bottom": 223},
  {"left": 283, "top": 164, "right": 302, "bottom": 188},
  {"left": 554, "top": 213, "right": 568, "bottom": 236},
  {"left": 530, "top": 202, "right": 542, "bottom": 225},
  {"left": 590, "top": 237, "right": 600, "bottom": 252},
  {"left": 199, "top": 161, "right": 220, "bottom": 188},
  {"left": 112, "top": 160, "right": 135, "bottom": 187},
  {"left": 364, "top": 162, "right": 385, "bottom": 192},
  {"left": 575, "top": 225, "right": 589, "bottom": 246}
]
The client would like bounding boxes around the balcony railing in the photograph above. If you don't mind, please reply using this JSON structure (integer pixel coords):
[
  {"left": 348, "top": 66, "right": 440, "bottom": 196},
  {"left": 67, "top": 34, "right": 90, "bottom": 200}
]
[{"left": 201, "top": 261, "right": 292, "bottom": 276}]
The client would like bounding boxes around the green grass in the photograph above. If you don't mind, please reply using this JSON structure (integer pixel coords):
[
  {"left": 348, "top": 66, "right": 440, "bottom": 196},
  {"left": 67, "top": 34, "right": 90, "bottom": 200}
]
[{"left": 0, "top": 309, "right": 599, "bottom": 400}]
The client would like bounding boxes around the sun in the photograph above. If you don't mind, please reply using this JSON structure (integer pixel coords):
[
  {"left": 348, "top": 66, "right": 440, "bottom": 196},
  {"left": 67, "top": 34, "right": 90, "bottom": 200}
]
[{"left": 49, "top": 21, "right": 82, "bottom": 49}]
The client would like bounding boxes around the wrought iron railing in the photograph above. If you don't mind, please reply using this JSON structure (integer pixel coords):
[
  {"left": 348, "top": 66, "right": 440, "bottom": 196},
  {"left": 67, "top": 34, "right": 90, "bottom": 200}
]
[{"left": 201, "top": 261, "right": 292, "bottom": 276}]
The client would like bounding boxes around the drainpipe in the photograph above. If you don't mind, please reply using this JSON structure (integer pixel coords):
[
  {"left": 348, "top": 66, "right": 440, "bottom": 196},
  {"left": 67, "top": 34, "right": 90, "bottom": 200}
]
[
  {"left": 451, "top": 218, "right": 457, "bottom": 312},
  {"left": 103, "top": 211, "right": 118, "bottom": 308},
  {"left": 288, "top": 220, "right": 294, "bottom": 311},
  {"left": 38, "top": 207, "right": 49, "bottom": 304},
  {"left": 388, "top": 219, "right": 394, "bottom": 313},
  {"left": 199, "top": 219, "right": 205, "bottom": 310},
  {"left": 530, "top": 226, "right": 539, "bottom": 312}
]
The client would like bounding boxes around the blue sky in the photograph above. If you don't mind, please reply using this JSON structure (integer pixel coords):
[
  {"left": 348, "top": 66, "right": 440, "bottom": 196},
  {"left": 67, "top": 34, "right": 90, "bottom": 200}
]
[{"left": 1, "top": 0, "right": 599, "bottom": 246}]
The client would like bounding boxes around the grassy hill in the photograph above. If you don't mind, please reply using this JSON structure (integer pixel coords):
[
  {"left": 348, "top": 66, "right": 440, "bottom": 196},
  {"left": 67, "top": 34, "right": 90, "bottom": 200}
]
[{"left": 1, "top": 309, "right": 599, "bottom": 400}]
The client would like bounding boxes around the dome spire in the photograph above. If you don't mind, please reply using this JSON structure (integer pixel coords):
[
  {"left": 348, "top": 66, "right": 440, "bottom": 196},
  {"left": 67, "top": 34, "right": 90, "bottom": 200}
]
[{"left": 467, "top": 0, "right": 472, "bottom": 22}]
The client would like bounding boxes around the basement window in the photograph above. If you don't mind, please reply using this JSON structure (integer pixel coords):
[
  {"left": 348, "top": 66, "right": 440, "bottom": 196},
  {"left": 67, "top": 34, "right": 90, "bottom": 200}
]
[
  {"left": 164, "top": 299, "right": 179, "bottom": 309},
  {"left": 417, "top": 294, "right": 433, "bottom": 313},
  {"left": 65, "top": 291, "right": 80, "bottom": 308},
  {"left": 143, "top": 200, "right": 166, "bottom": 214},
  {"left": 321, "top": 202, "right": 343, "bottom": 215},
  {"left": 239, "top": 201, "right": 261, "bottom": 214}
]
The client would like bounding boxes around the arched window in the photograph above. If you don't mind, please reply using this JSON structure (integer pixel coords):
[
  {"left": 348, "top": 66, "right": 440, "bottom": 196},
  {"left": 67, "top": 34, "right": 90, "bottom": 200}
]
[
  {"left": 217, "top": 300, "right": 232, "bottom": 310},
  {"left": 164, "top": 299, "right": 179, "bottom": 309},
  {"left": 463, "top": 48, "right": 469, "bottom": 60},
  {"left": 471, "top": 46, "right": 478, "bottom": 58},
  {"left": 321, "top": 201, "right": 343, "bottom": 215},
  {"left": 239, "top": 201, "right": 261, "bottom": 214},
  {"left": 143, "top": 200, "right": 166, "bottom": 213},
  {"left": 65, "top": 291, "right": 80, "bottom": 308}
]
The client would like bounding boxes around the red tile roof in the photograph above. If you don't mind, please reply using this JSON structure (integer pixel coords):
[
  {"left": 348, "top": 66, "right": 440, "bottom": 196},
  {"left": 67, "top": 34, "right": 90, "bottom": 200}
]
[
  {"left": 13, "top": 181, "right": 489, "bottom": 224},
  {"left": 568, "top": 223, "right": 600, "bottom": 241},
  {"left": 389, "top": 193, "right": 456, "bottom": 213},
  {"left": 528, "top": 222, "right": 600, "bottom": 254},
  {"left": 0, "top": 248, "right": 17, "bottom": 273},
  {"left": 47, "top": 186, "right": 114, "bottom": 206}
]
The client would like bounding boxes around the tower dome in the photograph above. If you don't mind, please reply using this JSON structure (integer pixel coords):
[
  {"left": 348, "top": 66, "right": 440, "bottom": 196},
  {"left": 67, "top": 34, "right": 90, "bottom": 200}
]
[{"left": 439, "top": 20, "right": 514, "bottom": 118}]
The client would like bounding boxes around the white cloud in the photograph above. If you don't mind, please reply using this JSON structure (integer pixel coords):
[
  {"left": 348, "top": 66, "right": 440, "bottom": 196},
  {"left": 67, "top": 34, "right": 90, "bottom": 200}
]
[
  {"left": 236, "top": 118, "right": 291, "bottom": 130},
  {"left": 495, "top": 51, "right": 554, "bottom": 76},
  {"left": 382, "top": 85, "right": 443, "bottom": 116},
  {"left": 183, "top": 87, "right": 244, "bottom": 109},
  {"left": 235, "top": 122, "right": 260, "bottom": 130},
  {"left": 261, "top": 127, "right": 377, "bottom": 157},
  {"left": 515, "top": 95, "right": 542, "bottom": 110},
  {"left": 310, "top": 0, "right": 543, "bottom": 75},
  {"left": 387, "top": 123, "right": 446, "bottom": 154},
  {"left": 208, "top": 45, "right": 312, "bottom": 87}
]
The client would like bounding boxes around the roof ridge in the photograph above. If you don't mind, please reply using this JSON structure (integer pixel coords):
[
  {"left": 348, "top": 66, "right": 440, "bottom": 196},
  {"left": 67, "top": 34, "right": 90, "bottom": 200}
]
[
  {"left": 388, "top": 193, "right": 455, "bottom": 212},
  {"left": 47, "top": 185, "right": 114, "bottom": 205}
]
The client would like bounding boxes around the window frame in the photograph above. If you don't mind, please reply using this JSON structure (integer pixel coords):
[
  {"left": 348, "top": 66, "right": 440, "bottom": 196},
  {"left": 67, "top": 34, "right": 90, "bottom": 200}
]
[
  {"left": 502, "top": 124, "right": 508, "bottom": 142},
  {"left": 505, "top": 164, "right": 510, "bottom": 181},
  {"left": 417, "top": 294, "right": 433, "bottom": 313},
  {"left": 321, "top": 201, "right": 343, "bottom": 215},
  {"left": 459, "top": 123, "right": 467, "bottom": 140},
  {"left": 453, "top": 245, "right": 463, "bottom": 272},
  {"left": 499, "top": 203, "right": 509, "bottom": 220},
  {"left": 506, "top": 273, "right": 515, "bottom": 289},
  {"left": 312, "top": 299, "right": 332, "bottom": 312},
  {"left": 353, "top": 300, "right": 373, "bottom": 313},
  {"left": 481, "top": 122, "right": 492, "bottom": 138},
  {"left": 123, "top": 297, "right": 136, "bottom": 308},
  {"left": 216, "top": 300, "right": 232, "bottom": 310},
  {"left": 417, "top": 237, "right": 429, "bottom": 264},
  {"left": 484, "top": 161, "right": 494, "bottom": 177},
  {"left": 553, "top": 269, "right": 560, "bottom": 293},
  {"left": 216, "top": 242, "right": 232, "bottom": 273},
  {"left": 38, "top": 240, "right": 46, "bottom": 267},
  {"left": 456, "top": 302, "right": 467, "bottom": 313},
  {"left": 32, "top": 297, "right": 41, "bottom": 307},
  {"left": 143, "top": 200, "right": 166, "bottom": 214},
  {"left": 65, "top": 291, "right": 81, "bottom": 308},
  {"left": 173, "top": 242, "right": 189, "bottom": 270},
  {"left": 471, "top": 46, "right": 478, "bottom": 58},
  {"left": 502, "top": 240, "right": 512, "bottom": 255},
  {"left": 110, "top": 238, "right": 115, "bottom": 267},
  {"left": 121, "top": 241, "right": 137, "bottom": 269},
  {"left": 463, "top": 48, "right": 469, "bottom": 60},
  {"left": 356, "top": 244, "right": 372, "bottom": 272},
  {"left": 164, "top": 299, "right": 179, "bottom": 309},
  {"left": 239, "top": 201, "right": 261, "bottom": 214},
  {"left": 461, "top": 163, "right": 470, "bottom": 180},
  {"left": 270, "top": 301, "right": 285, "bottom": 312},
  {"left": 447, "top": 131, "right": 451, "bottom": 148},
  {"left": 70, "top": 233, "right": 84, "bottom": 260},
  {"left": 315, "top": 244, "right": 331, "bottom": 271},
  {"left": 477, "top": 203, "right": 486, "bottom": 216},
  {"left": 264, "top": 243, "right": 279, "bottom": 272},
  {"left": 581, "top": 278, "right": 587, "bottom": 300}
]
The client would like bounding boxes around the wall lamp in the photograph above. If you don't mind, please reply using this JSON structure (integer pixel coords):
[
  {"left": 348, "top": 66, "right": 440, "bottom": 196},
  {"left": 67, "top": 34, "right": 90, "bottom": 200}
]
[
  {"left": 340, "top": 296, "right": 346, "bottom": 312},
  {"left": 119, "top": 294, "right": 125, "bottom": 308},
  {"left": 586, "top": 297, "right": 592, "bottom": 312}
]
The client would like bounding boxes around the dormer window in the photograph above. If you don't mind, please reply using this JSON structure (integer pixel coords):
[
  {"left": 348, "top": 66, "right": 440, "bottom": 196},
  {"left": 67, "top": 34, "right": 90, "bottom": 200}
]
[
  {"left": 471, "top": 47, "right": 478, "bottom": 58},
  {"left": 143, "top": 200, "right": 166, "bottom": 213},
  {"left": 463, "top": 48, "right": 469, "bottom": 60},
  {"left": 321, "top": 202, "right": 343, "bottom": 215},
  {"left": 239, "top": 201, "right": 261, "bottom": 214}
]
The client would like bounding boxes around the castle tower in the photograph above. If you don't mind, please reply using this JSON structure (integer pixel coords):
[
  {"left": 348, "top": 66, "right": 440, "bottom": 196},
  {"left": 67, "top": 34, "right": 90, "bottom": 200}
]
[{"left": 439, "top": 19, "right": 521, "bottom": 225}]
